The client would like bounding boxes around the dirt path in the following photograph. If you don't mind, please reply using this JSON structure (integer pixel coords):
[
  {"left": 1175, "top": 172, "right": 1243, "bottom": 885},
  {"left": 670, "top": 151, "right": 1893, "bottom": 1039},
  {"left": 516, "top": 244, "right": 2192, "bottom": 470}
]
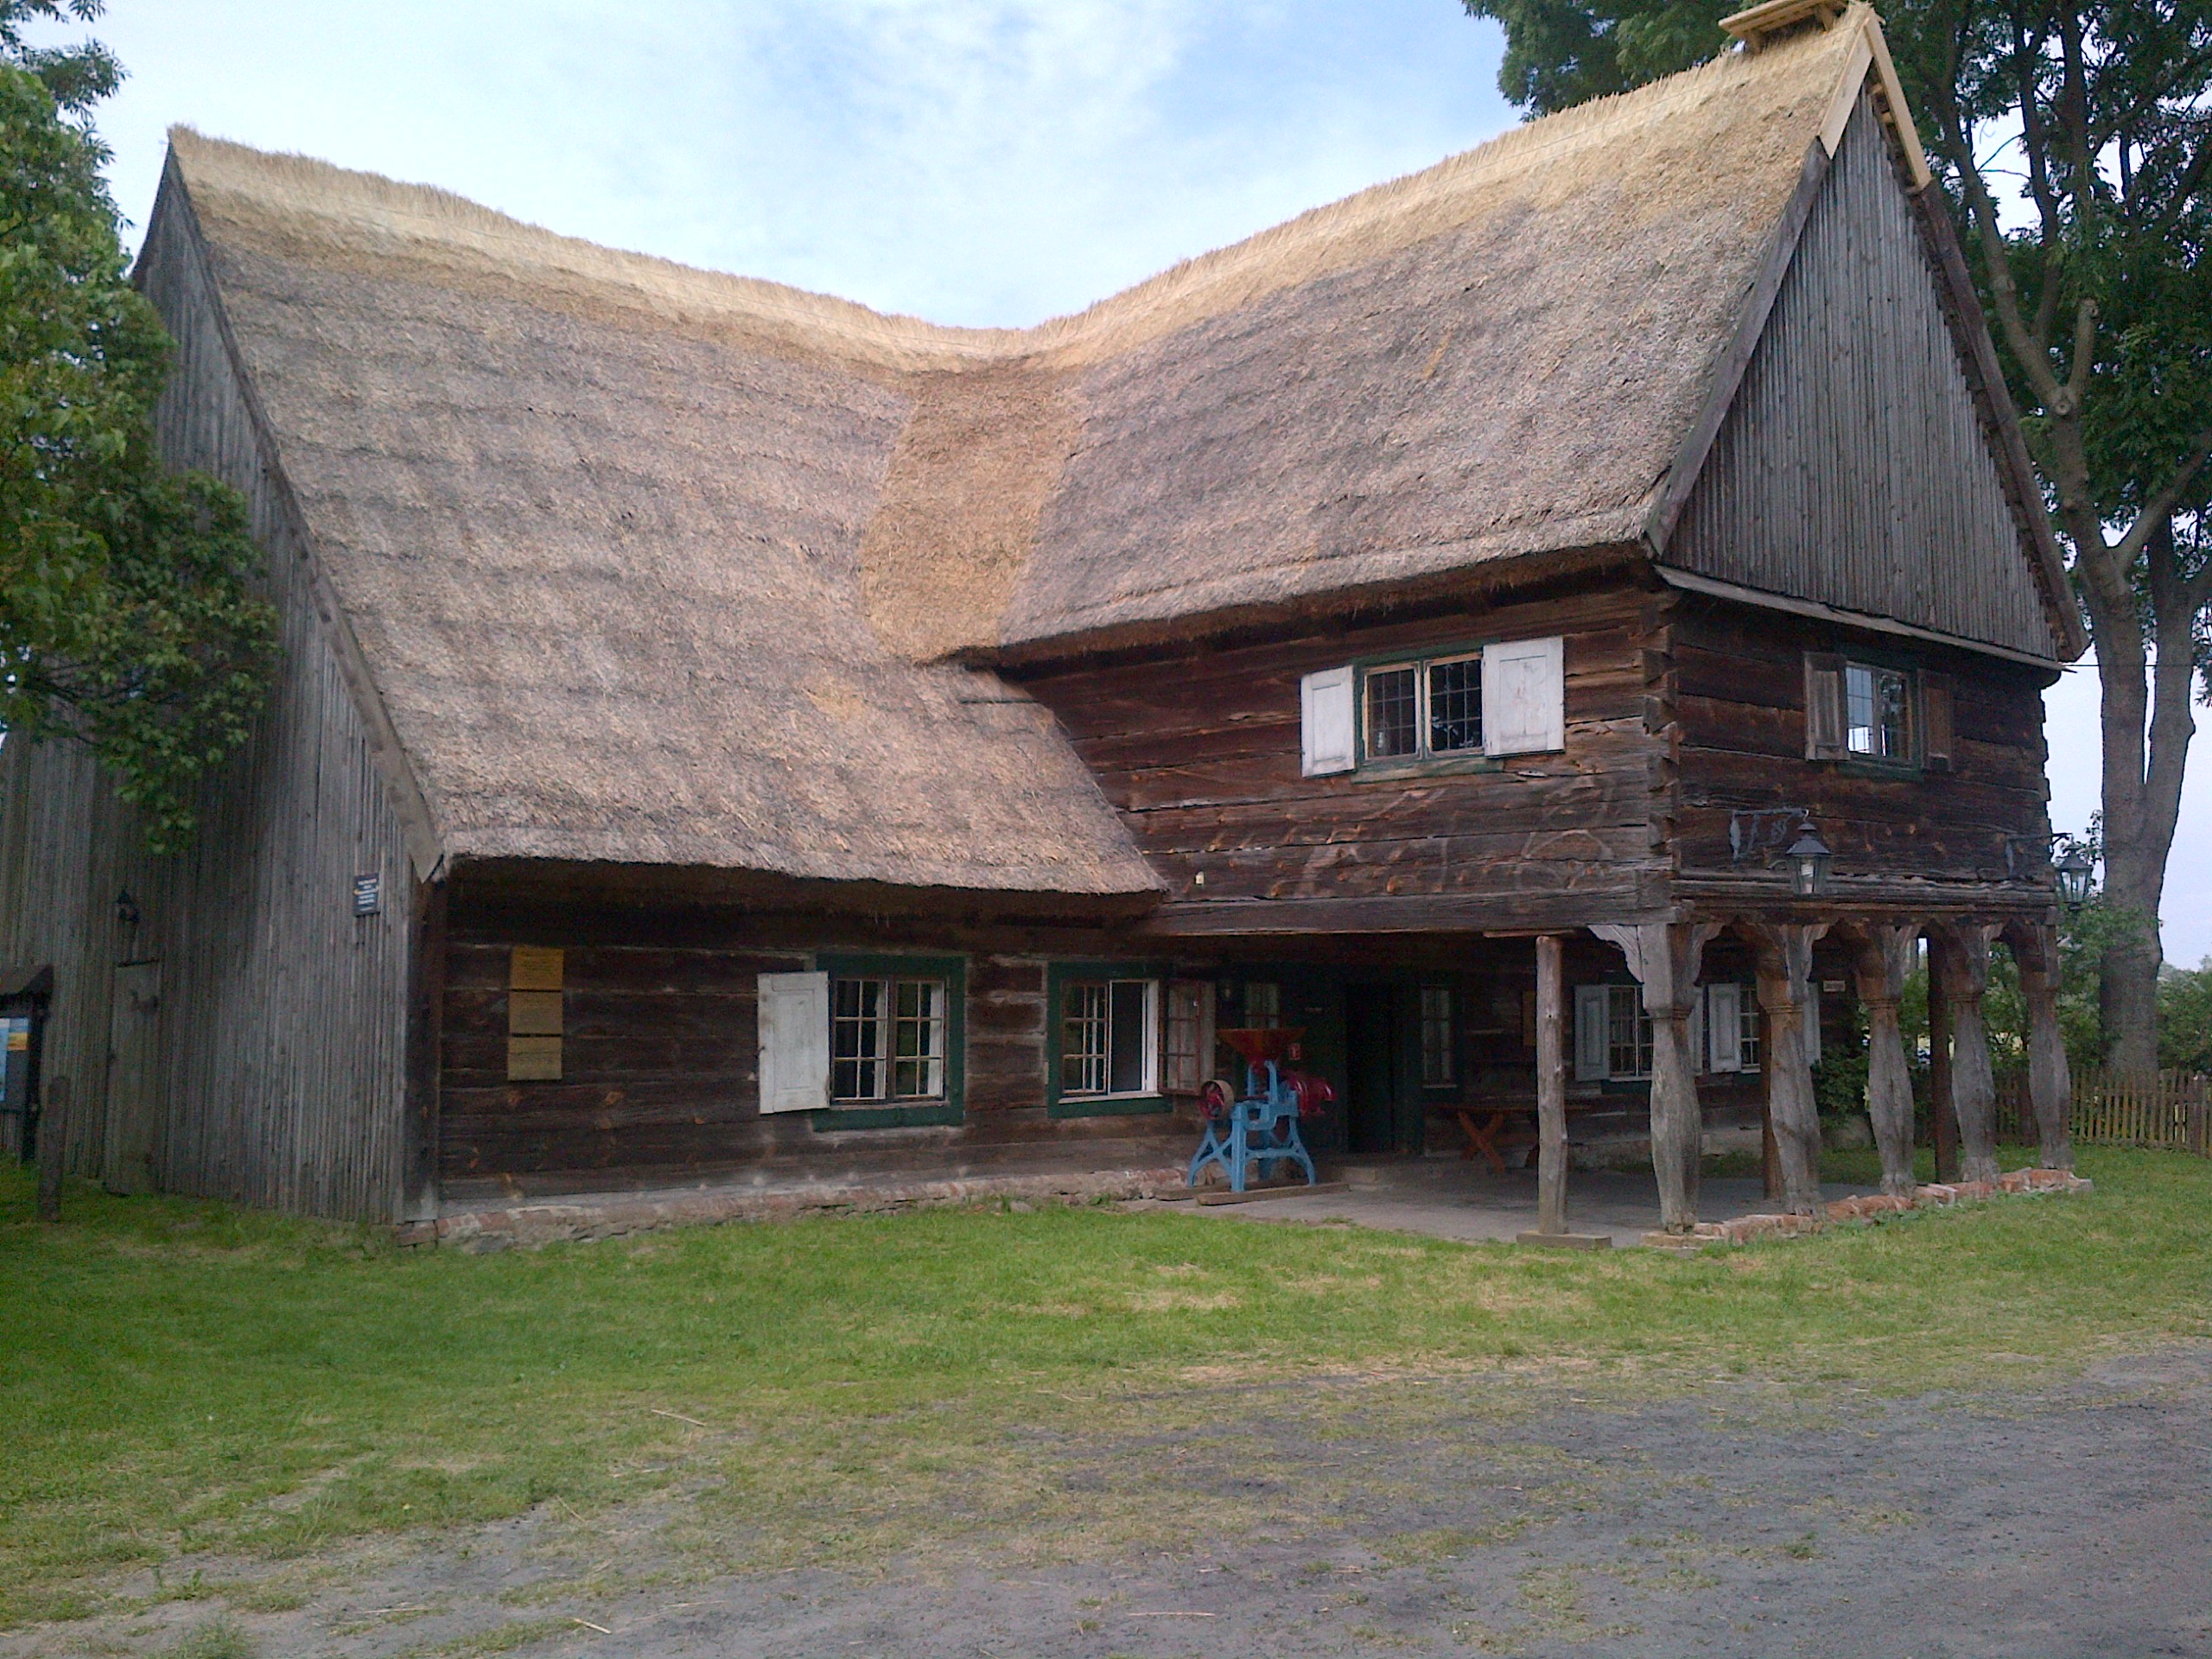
[{"left": 20, "top": 1346, "right": 2211, "bottom": 1658}]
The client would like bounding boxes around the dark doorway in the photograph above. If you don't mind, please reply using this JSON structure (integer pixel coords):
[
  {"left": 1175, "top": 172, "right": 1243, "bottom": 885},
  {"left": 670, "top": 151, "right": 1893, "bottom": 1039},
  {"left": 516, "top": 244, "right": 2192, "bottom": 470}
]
[{"left": 1344, "top": 983, "right": 1400, "bottom": 1154}]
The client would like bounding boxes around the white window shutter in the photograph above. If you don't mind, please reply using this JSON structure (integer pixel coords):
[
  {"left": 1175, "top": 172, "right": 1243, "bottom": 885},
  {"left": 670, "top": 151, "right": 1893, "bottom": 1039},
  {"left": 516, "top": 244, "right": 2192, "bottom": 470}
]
[
  {"left": 1573, "top": 985, "right": 1609, "bottom": 1082},
  {"left": 1300, "top": 666, "right": 1356, "bottom": 776},
  {"left": 757, "top": 971, "right": 829, "bottom": 1113},
  {"left": 1483, "top": 636, "right": 1564, "bottom": 755},
  {"left": 1802, "top": 983, "right": 1821, "bottom": 1065},
  {"left": 1707, "top": 983, "right": 1743, "bottom": 1072}
]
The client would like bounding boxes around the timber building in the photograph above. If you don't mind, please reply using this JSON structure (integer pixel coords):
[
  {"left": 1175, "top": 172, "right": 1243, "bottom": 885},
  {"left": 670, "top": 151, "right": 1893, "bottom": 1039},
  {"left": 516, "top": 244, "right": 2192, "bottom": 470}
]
[{"left": 0, "top": 3, "right": 2085, "bottom": 1231}]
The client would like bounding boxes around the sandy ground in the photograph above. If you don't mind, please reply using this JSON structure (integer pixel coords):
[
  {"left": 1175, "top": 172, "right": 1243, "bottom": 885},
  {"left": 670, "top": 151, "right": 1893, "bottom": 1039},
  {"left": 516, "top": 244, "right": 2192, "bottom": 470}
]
[{"left": 23, "top": 1344, "right": 2211, "bottom": 1659}]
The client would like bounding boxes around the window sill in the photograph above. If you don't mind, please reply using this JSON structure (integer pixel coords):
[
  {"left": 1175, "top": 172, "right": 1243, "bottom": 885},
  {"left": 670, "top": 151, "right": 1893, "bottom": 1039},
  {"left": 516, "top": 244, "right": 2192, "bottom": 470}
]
[
  {"left": 1352, "top": 753, "right": 1503, "bottom": 781},
  {"left": 811, "top": 1101, "right": 962, "bottom": 1131},
  {"left": 1834, "top": 757, "right": 1923, "bottom": 780},
  {"left": 1049, "top": 1093, "right": 1171, "bottom": 1120}
]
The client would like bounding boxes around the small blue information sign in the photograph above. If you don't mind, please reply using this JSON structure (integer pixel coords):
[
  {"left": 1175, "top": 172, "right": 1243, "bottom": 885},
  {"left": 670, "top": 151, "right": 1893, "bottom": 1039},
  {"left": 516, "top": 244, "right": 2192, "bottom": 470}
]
[{"left": 353, "top": 874, "right": 381, "bottom": 916}]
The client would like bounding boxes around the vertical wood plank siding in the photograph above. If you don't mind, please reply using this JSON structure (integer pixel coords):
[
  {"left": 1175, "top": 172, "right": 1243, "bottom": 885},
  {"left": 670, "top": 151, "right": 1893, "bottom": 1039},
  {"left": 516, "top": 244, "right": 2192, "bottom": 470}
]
[
  {"left": 1667, "top": 99, "right": 2056, "bottom": 662},
  {"left": 0, "top": 182, "right": 416, "bottom": 1218}
]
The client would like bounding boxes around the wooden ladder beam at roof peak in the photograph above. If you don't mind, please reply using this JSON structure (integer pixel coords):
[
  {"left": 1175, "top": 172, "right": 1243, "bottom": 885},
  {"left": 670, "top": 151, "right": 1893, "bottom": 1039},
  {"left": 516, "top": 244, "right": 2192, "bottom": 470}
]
[{"left": 1720, "top": 0, "right": 1844, "bottom": 48}]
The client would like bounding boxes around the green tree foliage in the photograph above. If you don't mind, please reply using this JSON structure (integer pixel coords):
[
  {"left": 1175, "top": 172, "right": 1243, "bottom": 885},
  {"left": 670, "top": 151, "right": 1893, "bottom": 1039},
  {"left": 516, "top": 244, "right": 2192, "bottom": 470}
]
[
  {"left": 1459, "top": 0, "right": 2212, "bottom": 1073},
  {"left": 0, "top": 2, "right": 274, "bottom": 851},
  {"left": 2155, "top": 959, "right": 2212, "bottom": 1072}
]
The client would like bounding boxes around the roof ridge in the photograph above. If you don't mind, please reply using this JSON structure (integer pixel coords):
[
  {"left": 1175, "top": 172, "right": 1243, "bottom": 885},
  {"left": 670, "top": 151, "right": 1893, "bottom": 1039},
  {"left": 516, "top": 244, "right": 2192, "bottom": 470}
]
[{"left": 167, "top": 16, "right": 1864, "bottom": 373}]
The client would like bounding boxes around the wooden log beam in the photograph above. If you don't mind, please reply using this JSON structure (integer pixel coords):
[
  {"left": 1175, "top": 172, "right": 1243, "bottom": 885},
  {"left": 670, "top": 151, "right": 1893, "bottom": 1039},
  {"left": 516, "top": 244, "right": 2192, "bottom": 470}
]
[
  {"left": 1746, "top": 920, "right": 1830, "bottom": 1217},
  {"left": 1936, "top": 922, "right": 2005, "bottom": 1185},
  {"left": 1849, "top": 922, "right": 1922, "bottom": 1197},
  {"left": 1535, "top": 933, "right": 1567, "bottom": 1236}
]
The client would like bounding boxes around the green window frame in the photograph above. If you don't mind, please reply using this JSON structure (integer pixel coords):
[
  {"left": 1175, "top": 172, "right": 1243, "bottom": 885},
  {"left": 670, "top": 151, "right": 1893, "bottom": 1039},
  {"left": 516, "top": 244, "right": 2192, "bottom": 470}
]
[
  {"left": 813, "top": 952, "right": 965, "bottom": 1129},
  {"left": 1351, "top": 642, "right": 1505, "bottom": 775},
  {"left": 1046, "top": 960, "right": 1172, "bottom": 1119}
]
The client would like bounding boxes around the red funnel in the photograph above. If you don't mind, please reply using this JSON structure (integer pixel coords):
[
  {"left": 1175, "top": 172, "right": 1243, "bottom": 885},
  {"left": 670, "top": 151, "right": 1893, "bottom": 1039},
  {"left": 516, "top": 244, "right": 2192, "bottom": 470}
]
[{"left": 1217, "top": 1027, "right": 1303, "bottom": 1065}]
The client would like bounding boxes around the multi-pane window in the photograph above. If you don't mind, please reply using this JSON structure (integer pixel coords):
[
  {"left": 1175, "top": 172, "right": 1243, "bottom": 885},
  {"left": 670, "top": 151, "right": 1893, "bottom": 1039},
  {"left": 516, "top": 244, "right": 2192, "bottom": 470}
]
[
  {"left": 1419, "top": 984, "right": 1454, "bottom": 1087},
  {"left": 1163, "top": 980, "right": 1212, "bottom": 1096},
  {"left": 1362, "top": 654, "right": 1483, "bottom": 761},
  {"left": 1735, "top": 991, "right": 1761, "bottom": 1071},
  {"left": 1243, "top": 981, "right": 1281, "bottom": 1028},
  {"left": 1606, "top": 984, "right": 1653, "bottom": 1080},
  {"left": 1845, "top": 663, "right": 1913, "bottom": 760},
  {"left": 830, "top": 976, "right": 946, "bottom": 1103},
  {"left": 1365, "top": 665, "right": 1419, "bottom": 759},
  {"left": 1062, "top": 978, "right": 1157, "bottom": 1097},
  {"left": 1427, "top": 658, "right": 1483, "bottom": 755}
]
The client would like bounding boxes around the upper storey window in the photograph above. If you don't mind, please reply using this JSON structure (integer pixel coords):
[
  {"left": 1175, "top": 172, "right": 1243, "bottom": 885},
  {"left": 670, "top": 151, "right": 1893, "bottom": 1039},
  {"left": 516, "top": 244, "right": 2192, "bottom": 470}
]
[
  {"left": 1804, "top": 652, "right": 1955, "bottom": 772},
  {"left": 1300, "top": 637, "right": 1563, "bottom": 777},
  {"left": 1845, "top": 663, "right": 1912, "bottom": 760}
]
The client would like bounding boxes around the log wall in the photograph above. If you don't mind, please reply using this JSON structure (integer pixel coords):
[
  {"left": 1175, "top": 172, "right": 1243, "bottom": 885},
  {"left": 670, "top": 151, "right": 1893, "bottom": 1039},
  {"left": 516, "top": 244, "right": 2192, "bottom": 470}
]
[
  {"left": 1015, "top": 579, "right": 1669, "bottom": 935},
  {"left": 1669, "top": 595, "right": 2052, "bottom": 881}
]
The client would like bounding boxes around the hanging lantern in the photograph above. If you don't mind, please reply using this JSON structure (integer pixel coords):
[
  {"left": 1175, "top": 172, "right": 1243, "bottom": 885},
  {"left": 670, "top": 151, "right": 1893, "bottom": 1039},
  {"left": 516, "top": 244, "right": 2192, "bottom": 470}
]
[
  {"left": 1783, "top": 822, "right": 1832, "bottom": 898},
  {"left": 2055, "top": 842, "right": 2095, "bottom": 908}
]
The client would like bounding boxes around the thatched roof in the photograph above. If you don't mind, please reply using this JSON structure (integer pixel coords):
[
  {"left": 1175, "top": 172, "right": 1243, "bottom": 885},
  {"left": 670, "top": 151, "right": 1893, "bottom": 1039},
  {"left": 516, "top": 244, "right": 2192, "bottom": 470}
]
[{"left": 155, "top": 10, "right": 1999, "bottom": 889}]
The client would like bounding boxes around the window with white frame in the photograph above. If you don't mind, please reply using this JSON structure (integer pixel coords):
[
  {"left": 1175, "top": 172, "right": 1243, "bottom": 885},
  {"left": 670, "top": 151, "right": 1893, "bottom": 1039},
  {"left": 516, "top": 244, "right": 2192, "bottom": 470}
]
[
  {"left": 1574, "top": 983, "right": 1651, "bottom": 1082},
  {"left": 1419, "top": 984, "right": 1454, "bottom": 1086},
  {"left": 830, "top": 974, "right": 946, "bottom": 1103},
  {"left": 1301, "top": 637, "right": 1560, "bottom": 777},
  {"left": 1061, "top": 977, "right": 1158, "bottom": 1098}
]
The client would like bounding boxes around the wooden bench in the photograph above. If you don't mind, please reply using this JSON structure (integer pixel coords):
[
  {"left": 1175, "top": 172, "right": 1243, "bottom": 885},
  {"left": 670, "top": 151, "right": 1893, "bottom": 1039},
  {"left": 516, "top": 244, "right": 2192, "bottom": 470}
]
[{"left": 1443, "top": 1100, "right": 1606, "bottom": 1175}]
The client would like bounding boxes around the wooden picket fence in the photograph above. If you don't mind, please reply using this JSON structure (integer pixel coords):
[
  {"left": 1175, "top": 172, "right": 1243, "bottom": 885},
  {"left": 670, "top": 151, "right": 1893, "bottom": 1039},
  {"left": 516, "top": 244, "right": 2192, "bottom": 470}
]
[{"left": 1998, "top": 1068, "right": 2212, "bottom": 1155}]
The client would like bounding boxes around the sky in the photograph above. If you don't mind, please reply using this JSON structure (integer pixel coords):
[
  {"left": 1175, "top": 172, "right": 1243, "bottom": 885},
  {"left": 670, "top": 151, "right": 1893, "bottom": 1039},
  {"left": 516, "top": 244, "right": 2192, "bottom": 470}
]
[{"left": 60, "top": 0, "right": 2212, "bottom": 964}]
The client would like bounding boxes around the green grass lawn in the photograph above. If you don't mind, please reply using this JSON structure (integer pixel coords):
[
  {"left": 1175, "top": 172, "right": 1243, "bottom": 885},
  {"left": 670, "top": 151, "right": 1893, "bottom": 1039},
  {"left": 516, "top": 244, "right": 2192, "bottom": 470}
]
[{"left": 3, "top": 1149, "right": 2209, "bottom": 1629}]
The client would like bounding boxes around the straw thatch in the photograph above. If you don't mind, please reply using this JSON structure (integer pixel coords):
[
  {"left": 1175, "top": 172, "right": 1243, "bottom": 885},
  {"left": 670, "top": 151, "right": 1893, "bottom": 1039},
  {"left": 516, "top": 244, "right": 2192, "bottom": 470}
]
[{"left": 156, "top": 14, "right": 1894, "bottom": 889}]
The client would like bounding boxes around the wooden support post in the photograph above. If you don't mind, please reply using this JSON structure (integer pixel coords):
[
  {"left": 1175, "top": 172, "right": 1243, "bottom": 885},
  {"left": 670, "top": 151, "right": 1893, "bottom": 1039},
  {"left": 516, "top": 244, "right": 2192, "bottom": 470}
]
[
  {"left": 402, "top": 878, "right": 448, "bottom": 1224},
  {"left": 1928, "top": 934, "right": 1960, "bottom": 1182},
  {"left": 35, "top": 1074, "right": 67, "bottom": 1224},
  {"left": 1759, "top": 1012, "right": 1783, "bottom": 1201},
  {"left": 1936, "top": 923, "right": 2002, "bottom": 1185},
  {"left": 1592, "top": 920, "right": 1718, "bottom": 1234},
  {"left": 1748, "top": 921, "right": 1828, "bottom": 1217},
  {"left": 1851, "top": 924, "right": 1920, "bottom": 1198},
  {"left": 2012, "top": 924, "right": 2075, "bottom": 1171},
  {"left": 1535, "top": 934, "right": 1567, "bottom": 1236}
]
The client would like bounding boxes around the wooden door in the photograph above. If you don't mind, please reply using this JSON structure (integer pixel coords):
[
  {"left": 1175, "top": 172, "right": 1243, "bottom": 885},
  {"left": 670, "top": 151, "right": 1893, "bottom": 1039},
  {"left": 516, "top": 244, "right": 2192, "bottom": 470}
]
[
  {"left": 1344, "top": 984, "right": 1399, "bottom": 1154},
  {"left": 104, "top": 961, "right": 162, "bottom": 1195}
]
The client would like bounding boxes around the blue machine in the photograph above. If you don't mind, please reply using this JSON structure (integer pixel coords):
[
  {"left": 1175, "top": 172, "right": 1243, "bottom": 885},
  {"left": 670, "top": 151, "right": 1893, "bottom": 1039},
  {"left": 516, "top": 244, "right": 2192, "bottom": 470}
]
[{"left": 1187, "top": 1028, "right": 1322, "bottom": 1194}]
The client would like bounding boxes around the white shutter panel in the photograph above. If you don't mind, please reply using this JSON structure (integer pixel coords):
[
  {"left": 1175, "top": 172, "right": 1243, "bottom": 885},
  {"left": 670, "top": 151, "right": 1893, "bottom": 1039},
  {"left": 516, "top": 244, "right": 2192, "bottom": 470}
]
[
  {"left": 757, "top": 971, "right": 830, "bottom": 1113},
  {"left": 1707, "top": 983, "right": 1743, "bottom": 1072},
  {"left": 1802, "top": 982, "right": 1821, "bottom": 1065},
  {"left": 1300, "top": 666, "right": 1356, "bottom": 776},
  {"left": 1483, "top": 636, "right": 1564, "bottom": 755},
  {"left": 1573, "top": 985, "right": 1610, "bottom": 1082}
]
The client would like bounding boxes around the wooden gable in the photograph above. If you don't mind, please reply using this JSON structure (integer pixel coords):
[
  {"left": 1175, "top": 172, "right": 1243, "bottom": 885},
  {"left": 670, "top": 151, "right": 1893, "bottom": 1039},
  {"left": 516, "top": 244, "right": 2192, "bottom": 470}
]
[{"left": 1661, "top": 97, "right": 2066, "bottom": 664}]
